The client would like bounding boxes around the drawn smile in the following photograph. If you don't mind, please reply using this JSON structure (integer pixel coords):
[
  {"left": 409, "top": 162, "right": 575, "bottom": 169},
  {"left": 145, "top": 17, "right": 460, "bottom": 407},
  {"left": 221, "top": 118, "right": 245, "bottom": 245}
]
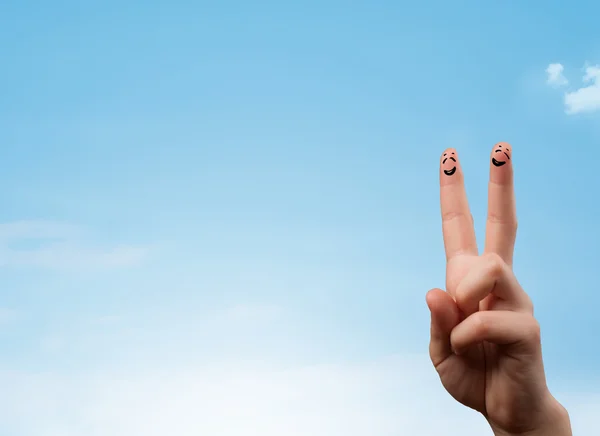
[
  {"left": 442, "top": 156, "right": 457, "bottom": 176},
  {"left": 492, "top": 150, "right": 511, "bottom": 167},
  {"left": 443, "top": 167, "right": 457, "bottom": 175}
]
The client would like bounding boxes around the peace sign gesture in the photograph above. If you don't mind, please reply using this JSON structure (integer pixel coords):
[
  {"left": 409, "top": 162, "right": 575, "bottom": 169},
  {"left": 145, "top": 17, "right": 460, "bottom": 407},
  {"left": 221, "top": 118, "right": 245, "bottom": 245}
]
[{"left": 426, "top": 143, "right": 572, "bottom": 435}]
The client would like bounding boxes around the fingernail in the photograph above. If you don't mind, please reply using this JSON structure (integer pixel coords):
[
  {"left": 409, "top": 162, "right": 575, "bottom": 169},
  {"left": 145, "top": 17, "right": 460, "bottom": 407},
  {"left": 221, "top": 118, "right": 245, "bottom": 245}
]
[{"left": 452, "top": 346, "right": 463, "bottom": 356}]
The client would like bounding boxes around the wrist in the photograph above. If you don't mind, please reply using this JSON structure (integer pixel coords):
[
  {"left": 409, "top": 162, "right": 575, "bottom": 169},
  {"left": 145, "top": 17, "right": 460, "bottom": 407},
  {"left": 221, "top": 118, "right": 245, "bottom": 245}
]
[{"left": 490, "top": 394, "right": 572, "bottom": 436}]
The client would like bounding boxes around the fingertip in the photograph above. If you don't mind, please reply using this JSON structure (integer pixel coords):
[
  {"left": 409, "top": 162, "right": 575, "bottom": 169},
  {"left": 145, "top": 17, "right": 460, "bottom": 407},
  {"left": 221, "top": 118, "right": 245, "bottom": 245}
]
[
  {"left": 426, "top": 288, "right": 460, "bottom": 329},
  {"left": 493, "top": 141, "right": 512, "bottom": 154},
  {"left": 440, "top": 148, "right": 461, "bottom": 184},
  {"left": 490, "top": 142, "right": 513, "bottom": 183},
  {"left": 426, "top": 288, "right": 445, "bottom": 311},
  {"left": 440, "top": 147, "right": 457, "bottom": 159}
]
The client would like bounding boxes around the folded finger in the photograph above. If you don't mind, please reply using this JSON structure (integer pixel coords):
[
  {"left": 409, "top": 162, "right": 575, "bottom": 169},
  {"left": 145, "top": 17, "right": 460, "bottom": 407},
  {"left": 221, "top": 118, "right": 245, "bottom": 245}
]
[
  {"left": 450, "top": 310, "right": 541, "bottom": 356},
  {"left": 454, "top": 253, "right": 532, "bottom": 315}
]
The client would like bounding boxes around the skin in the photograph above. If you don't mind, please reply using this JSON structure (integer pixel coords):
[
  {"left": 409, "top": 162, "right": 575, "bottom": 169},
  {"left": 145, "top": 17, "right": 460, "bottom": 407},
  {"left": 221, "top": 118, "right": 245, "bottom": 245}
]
[
  {"left": 441, "top": 150, "right": 458, "bottom": 176},
  {"left": 428, "top": 143, "right": 572, "bottom": 435}
]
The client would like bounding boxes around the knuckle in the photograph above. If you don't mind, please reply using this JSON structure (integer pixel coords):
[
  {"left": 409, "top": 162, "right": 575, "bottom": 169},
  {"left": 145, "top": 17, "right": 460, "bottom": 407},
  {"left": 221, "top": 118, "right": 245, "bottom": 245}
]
[
  {"left": 526, "top": 318, "right": 542, "bottom": 344},
  {"left": 483, "top": 252, "right": 505, "bottom": 277},
  {"left": 473, "top": 312, "right": 490, "bottom": 337},
  {"left": 487, "top": 213, "right": 518, "bottom": 229},
  {"left": 454, "top": 285, "right": 476, "bottom": 313},
  {"left": 454, "top": 291, "right": 469, "bottom": 311},
  {"left": 523, "top": 294, "right": 535, "bottom": 314},
  {"left": 442, "top": 211, "right": 469, "bottom": 223}
]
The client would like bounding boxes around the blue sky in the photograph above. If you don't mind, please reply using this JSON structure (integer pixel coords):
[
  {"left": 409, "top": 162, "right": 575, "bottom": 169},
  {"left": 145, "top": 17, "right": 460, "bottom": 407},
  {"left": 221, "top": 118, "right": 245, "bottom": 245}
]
[{"left": 1, "top": 1, "right": 599, "bottom": 434}]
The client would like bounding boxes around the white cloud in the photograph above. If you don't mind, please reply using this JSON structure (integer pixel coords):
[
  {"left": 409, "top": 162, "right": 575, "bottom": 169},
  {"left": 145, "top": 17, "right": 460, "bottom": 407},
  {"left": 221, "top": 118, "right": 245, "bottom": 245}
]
[
  {"left": 0, "top": 302, "right": 595, "bottom": 435},
  {"left": 0, "top": 242, "right": 150, "bottom": 270},
  {"left": 564, "top": 65, "right": 600, "bottom": 114},
  {"left": 0, "top": 220, "right": 82, "bottom": 241},
  {"left": 0, "top": 354, "right": 594, "bottom": 436},
  {"left": 546, "top": 63, "right": 568, "bottom": 87},
  {"left": 0, "top": 220, "right": 150, "bottom": 271}
]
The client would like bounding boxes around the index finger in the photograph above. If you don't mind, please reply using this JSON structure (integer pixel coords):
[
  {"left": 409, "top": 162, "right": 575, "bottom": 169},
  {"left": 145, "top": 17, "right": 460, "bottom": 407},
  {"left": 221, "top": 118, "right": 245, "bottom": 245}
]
[{"left": 440, "top": 148, "right": 478, "bottom": 260}]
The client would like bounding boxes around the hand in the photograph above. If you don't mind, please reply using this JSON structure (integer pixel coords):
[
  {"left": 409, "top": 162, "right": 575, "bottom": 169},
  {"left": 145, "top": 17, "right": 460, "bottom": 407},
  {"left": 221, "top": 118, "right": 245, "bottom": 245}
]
[{"left": 427, "top": 143, "right": 572, "bottom": 435}]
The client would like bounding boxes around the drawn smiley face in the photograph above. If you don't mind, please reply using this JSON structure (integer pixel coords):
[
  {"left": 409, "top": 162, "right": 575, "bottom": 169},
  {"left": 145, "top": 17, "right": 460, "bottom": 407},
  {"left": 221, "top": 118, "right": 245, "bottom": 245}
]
[
  {"left": 442, "top": 151, "right": 457, "bottom": 176},
  {"left": 492, "top": 143, "right": 511, "bottom": 167}
]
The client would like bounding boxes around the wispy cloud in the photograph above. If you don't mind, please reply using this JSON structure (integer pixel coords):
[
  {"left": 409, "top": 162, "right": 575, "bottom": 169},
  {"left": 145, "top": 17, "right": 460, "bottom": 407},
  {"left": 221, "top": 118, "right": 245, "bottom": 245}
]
[
  {"left": 564, "top": 65, "right": 600, "bottom": 114},
  {"left": 546, "top": 63, "right": 600, "bottom": 114},
  {"left": 546, "top": 63, "right": 568, "bottom": 87},
  {"left": 0, "top": 220, "right": 151, "bottom": 271},
  {"left": 207, "top": 304, "right": 283, "bottom": 326},
  {"left": 89, "top": 315, "right": 123, "bottom": 326},
  {"left": 0, "top": 354, "right": 595, "bottom": 436}
]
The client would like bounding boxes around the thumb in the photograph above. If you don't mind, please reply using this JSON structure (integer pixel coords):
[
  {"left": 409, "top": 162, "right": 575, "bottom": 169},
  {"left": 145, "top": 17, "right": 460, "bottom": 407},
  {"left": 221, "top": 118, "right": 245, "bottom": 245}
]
[{"left": 426, "top": 288, "right": 461, "bottom": 368}]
